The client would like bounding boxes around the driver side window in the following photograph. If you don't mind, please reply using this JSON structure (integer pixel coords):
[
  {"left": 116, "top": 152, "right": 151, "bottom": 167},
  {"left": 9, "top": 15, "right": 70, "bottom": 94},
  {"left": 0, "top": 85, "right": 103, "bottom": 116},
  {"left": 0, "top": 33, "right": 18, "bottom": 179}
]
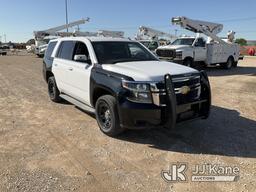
[
  {"left": 195, "top": 38, "right": 206, "bottom": 47},
  {"left": 73, "top": 42, "right": 90, "bottom": 63}
]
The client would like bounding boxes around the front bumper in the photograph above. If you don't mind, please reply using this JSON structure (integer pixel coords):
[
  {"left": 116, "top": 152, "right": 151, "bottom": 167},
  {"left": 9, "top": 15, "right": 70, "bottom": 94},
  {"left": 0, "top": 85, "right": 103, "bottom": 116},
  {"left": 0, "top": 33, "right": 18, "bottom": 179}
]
[
  {"left": 117, "top": 71, "right": 211, "bottom": 129},
  {"left": 158, "top": 57, "right": 183, "bottom": 64}
]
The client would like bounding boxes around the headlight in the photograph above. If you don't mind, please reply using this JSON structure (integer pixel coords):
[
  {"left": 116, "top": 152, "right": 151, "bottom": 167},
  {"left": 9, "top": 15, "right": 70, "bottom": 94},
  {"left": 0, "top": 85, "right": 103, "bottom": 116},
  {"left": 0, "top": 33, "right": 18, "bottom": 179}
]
[{"left": 122, "top": 80, "right": 152, "bottom": 103}]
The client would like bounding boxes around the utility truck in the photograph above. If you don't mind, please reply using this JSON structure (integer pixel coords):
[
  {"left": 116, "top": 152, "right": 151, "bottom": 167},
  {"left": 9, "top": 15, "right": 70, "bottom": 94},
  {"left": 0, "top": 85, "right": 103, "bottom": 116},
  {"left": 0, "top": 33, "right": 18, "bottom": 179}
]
[
  {"left": 136, "top": 26, "right": 176, "bottom": 51},
  {"left": 156, "top": 17, "right": 240, "bottom": 69}
]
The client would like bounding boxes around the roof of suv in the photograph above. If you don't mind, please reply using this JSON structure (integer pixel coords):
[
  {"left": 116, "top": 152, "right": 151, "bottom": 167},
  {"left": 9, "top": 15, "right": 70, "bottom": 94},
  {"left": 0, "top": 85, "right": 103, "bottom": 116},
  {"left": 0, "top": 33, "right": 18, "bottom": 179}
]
[{"left": 50, "top": 36, "right": 133, "bottom": 43}]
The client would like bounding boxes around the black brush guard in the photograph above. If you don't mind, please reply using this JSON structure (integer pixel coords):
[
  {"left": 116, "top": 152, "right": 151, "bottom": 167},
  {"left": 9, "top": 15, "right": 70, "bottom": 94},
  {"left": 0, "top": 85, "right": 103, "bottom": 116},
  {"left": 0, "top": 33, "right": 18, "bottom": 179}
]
[{"left": 164, "top": 71, "right": 211, "bottom": 129}]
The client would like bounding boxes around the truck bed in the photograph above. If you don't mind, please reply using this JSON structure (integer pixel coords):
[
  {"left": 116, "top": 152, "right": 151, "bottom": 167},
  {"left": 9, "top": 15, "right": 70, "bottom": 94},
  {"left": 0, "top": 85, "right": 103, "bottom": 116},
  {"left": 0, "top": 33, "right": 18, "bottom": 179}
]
[{"left": 206, "top": 43, "right": 239, "bottom": 64}]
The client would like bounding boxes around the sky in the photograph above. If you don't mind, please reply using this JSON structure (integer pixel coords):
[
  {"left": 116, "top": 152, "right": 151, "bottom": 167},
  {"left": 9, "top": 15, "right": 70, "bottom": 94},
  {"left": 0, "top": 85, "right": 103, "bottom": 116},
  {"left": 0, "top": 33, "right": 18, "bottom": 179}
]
[{"left": 0, "top": 0, "right": 256, "bottom": 42}]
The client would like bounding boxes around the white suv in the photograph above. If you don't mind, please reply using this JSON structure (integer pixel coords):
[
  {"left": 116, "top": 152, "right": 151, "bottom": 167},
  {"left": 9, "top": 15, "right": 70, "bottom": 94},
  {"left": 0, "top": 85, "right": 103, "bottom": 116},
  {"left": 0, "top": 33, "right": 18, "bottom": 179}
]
[{"left": 43, "top": 36, "right": 211, "bottom": 136}]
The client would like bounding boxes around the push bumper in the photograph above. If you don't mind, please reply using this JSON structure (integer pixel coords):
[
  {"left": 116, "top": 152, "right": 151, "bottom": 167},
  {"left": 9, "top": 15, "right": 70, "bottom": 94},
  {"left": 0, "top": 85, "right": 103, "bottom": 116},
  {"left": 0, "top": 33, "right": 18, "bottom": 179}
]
[
  {"left": 118, "top": 101, "right": 163, "bottom": 129},
  {"left": 117, "top": 71, "right": 211, "bottom": 129}
]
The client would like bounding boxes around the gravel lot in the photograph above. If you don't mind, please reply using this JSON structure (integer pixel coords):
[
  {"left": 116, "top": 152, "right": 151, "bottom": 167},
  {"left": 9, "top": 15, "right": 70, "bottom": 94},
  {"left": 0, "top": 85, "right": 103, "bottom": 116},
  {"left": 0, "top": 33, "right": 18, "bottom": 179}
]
[{"left": 0, "top": 53, "right": 255, "bottom": 192}]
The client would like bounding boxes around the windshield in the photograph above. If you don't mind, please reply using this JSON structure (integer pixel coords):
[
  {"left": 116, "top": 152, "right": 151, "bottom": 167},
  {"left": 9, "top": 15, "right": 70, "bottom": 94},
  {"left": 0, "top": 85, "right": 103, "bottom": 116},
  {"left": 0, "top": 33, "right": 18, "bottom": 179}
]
[
  {"left": 171, "top": 38, "right": 195, "bottom": 45},
  {"left": 140, "top": 41, "right": 159, "bottom": 51},
  {"left": 92, "top": 41, "right": 158, "bottom": 64},
  {"left": 140, "top": 41, "right": 150, "bottom": 47}
]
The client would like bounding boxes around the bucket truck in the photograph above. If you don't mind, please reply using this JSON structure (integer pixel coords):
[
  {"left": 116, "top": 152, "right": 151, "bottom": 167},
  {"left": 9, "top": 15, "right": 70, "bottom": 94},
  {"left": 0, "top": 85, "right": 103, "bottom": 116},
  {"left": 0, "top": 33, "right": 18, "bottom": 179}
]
[
  {"left": 34, "top": 18, "right": 89, "bottom": 57},
  {"left": 156, "top": 17, "right": 240, "bottom": 69},
  {"left": 136, "top": 26, "right": 176, "bottom": 51}
]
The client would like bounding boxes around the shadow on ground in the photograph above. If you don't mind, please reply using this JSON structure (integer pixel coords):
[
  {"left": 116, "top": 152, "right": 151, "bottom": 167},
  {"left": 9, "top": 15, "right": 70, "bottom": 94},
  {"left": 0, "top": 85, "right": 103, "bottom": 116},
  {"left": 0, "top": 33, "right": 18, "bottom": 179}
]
[
  {"left": 204, "top": 65, "right": 256, "bottom": 77},
  {"left": 116, "top": 106, "right": 256, "bottom": 158}
]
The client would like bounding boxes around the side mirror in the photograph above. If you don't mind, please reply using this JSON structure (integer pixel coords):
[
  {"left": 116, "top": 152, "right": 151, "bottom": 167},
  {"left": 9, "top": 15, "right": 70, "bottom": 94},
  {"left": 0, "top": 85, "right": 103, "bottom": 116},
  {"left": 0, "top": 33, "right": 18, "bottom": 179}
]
[{"left": 74, "top": 54, "right": 89, "bottom": 63}]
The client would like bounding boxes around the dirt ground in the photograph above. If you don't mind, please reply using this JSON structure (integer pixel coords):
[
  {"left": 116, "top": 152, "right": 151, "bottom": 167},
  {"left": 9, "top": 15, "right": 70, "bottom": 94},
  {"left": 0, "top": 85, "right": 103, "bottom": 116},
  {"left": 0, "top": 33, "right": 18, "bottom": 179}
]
[{"left": 0, "top": 53, "right": 255, "bottom": 192}]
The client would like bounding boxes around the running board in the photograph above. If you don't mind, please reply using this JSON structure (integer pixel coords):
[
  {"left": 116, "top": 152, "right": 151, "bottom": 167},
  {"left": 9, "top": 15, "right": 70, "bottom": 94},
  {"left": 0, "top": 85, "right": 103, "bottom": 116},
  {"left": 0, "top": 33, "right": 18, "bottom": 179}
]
[{"left": 60, "top": 94, "right": 95, "bottom": 114}]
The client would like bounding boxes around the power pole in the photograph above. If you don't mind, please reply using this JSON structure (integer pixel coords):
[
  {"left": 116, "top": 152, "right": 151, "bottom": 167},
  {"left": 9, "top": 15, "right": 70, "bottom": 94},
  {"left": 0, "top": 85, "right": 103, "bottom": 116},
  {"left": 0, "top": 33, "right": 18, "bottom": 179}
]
[
  {"left": 4, "top": 34, "right": 6, "bottom": 43},
  {"left": 65, "top": 0, "right": 69, "bottom": 33}
]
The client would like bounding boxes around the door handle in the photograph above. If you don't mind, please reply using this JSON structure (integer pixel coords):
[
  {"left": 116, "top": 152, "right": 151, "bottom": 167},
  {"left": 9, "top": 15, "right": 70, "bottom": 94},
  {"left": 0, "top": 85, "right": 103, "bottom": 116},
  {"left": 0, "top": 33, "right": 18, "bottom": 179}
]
[
  {"left": 54, "top": 63, "right": 58, "bottom": 67},
  {"left": 68, "top": 67, "right": 73, "bottom": 71}
]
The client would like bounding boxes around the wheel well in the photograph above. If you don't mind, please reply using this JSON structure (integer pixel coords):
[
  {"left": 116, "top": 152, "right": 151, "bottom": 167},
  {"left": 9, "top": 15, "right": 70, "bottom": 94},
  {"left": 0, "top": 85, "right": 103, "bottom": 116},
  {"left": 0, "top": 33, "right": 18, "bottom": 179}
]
[
  {"left": 228, "top": 55, "right": 234, "bottom": 61},
  {"left": 46, "top": 71, "right": 54, "bottom": 82},
  {"left": 183, "top": 57, "right": 194, "bottom": 66},
  {"left": 184, "top": 57, "right": 193, "bottom": 62},
  {"left": 93, "top": 88, "right": 114, "bottom": 107}
]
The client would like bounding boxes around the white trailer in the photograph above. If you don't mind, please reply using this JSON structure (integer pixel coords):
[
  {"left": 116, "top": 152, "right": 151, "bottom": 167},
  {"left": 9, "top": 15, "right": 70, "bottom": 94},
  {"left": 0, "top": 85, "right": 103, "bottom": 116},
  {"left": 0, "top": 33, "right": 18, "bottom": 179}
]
[{"left": 156, "top": 16, "right": 240, "bottom": 69}]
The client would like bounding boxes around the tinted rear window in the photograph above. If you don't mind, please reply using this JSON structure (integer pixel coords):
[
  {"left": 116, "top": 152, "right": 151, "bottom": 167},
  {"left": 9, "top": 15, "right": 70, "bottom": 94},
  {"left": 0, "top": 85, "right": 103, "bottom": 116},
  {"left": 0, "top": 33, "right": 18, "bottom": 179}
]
[
  {"left": 44, "top": 42, "right": 57, "bottom": 60},
  {"left": 57, "top": 41, "right": 75, "bottom": 60}
]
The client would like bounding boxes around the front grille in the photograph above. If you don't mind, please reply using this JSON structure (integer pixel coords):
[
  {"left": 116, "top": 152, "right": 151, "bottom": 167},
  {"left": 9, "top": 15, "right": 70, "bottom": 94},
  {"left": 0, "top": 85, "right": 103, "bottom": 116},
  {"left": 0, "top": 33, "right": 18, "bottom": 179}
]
[
  {"left": 172, "top": 75, "right": 201, "bottom": 105},
  {"left": 150, "top": 74, "right": 201, "bottom": 106},
  {"left": 156, "top": 49, "right": 175, "bottom": 58},
  {"left": 173, "top": 77, "right": 200, "bottom": 88}
]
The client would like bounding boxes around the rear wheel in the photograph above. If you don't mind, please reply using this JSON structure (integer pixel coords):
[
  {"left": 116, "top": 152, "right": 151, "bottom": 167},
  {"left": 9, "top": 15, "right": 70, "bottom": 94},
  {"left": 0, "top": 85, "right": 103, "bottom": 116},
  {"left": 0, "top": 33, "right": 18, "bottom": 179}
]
[
  {"left": 233, "top": 61, "right": 238, "bottom": 68},
  {"left": 222, "top": 57, "right": 234, "bottom": 69},
  {"left": 95, "top": 95, "right": 124, "bottom": 136},
  {"left": 48, "top": 76, "right": 61, "bottom": 102}
]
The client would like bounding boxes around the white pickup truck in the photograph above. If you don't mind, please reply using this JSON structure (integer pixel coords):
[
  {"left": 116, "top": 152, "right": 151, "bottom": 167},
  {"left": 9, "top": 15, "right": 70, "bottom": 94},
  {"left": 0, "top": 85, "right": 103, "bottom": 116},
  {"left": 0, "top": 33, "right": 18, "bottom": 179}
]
[{"left": 43, "top": 36, "right": 211, "bottom": 136}]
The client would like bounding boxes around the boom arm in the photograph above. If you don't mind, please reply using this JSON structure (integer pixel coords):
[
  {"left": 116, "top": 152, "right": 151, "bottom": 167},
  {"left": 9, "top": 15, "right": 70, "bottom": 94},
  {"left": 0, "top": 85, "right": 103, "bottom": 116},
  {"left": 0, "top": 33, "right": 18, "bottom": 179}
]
[
  {"left": 136, "top": 26, "right": 176, "bottom": 41},
  {"left": 172, "top": 16, "right": 224, "bottom": 43},
  {"left": 73, "top": 30, "right": 124, "bottom": 38},
  {"left": 97, "top": 30, "right": 124, "bottom": 38},
  {"left": 73, "top": 30, "right": 98, "bottom": 37},
  {"left": 34, "top": 18, "right": 89, "bottom": 40}
]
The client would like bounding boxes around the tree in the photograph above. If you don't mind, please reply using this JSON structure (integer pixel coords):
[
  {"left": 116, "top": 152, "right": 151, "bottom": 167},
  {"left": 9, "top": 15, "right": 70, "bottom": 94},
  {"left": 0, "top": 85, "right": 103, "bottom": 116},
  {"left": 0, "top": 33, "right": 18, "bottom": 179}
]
[{"left": 235, "top": 38, "right": 247, "bottom": 46}]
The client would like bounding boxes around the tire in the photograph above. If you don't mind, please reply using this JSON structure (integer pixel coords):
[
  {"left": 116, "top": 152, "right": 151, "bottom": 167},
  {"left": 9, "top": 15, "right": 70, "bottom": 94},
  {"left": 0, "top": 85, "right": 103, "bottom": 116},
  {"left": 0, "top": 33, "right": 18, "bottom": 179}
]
[
  {"left": 183, "top": 58, "right": 193, "bottom": 67},
  {"left": 222, "top": 57, "right": 234, "bottom": 69},
  {"left": 95, "top": 95, "right": 124, "bottom": 136},
  {"left": 48, "top": 76, "right": 61, "bottom": 102},
  {"left": 233, "top": 61, "right": 238, "bottom": 68}
]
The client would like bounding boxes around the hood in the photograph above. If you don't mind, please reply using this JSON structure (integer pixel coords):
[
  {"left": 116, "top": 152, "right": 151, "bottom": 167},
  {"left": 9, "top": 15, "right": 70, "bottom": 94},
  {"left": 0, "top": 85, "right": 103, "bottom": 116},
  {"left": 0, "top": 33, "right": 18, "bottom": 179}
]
[
  {"left": 102, "top": 61, "right": 198, "bottom": 81},
  {"left": 158, "top": 44, "right": 190, "bottom": 50}
]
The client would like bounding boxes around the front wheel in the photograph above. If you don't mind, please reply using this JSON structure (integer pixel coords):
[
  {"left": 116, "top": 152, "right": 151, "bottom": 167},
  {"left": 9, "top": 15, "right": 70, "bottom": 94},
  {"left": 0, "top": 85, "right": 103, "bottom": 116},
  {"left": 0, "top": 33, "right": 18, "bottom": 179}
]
[
  {"left": 95, "top": 95, "right": 124, "bottom": 136},
  {"left": 183, "top": 58, "right": 194, "bottom": 68}
]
